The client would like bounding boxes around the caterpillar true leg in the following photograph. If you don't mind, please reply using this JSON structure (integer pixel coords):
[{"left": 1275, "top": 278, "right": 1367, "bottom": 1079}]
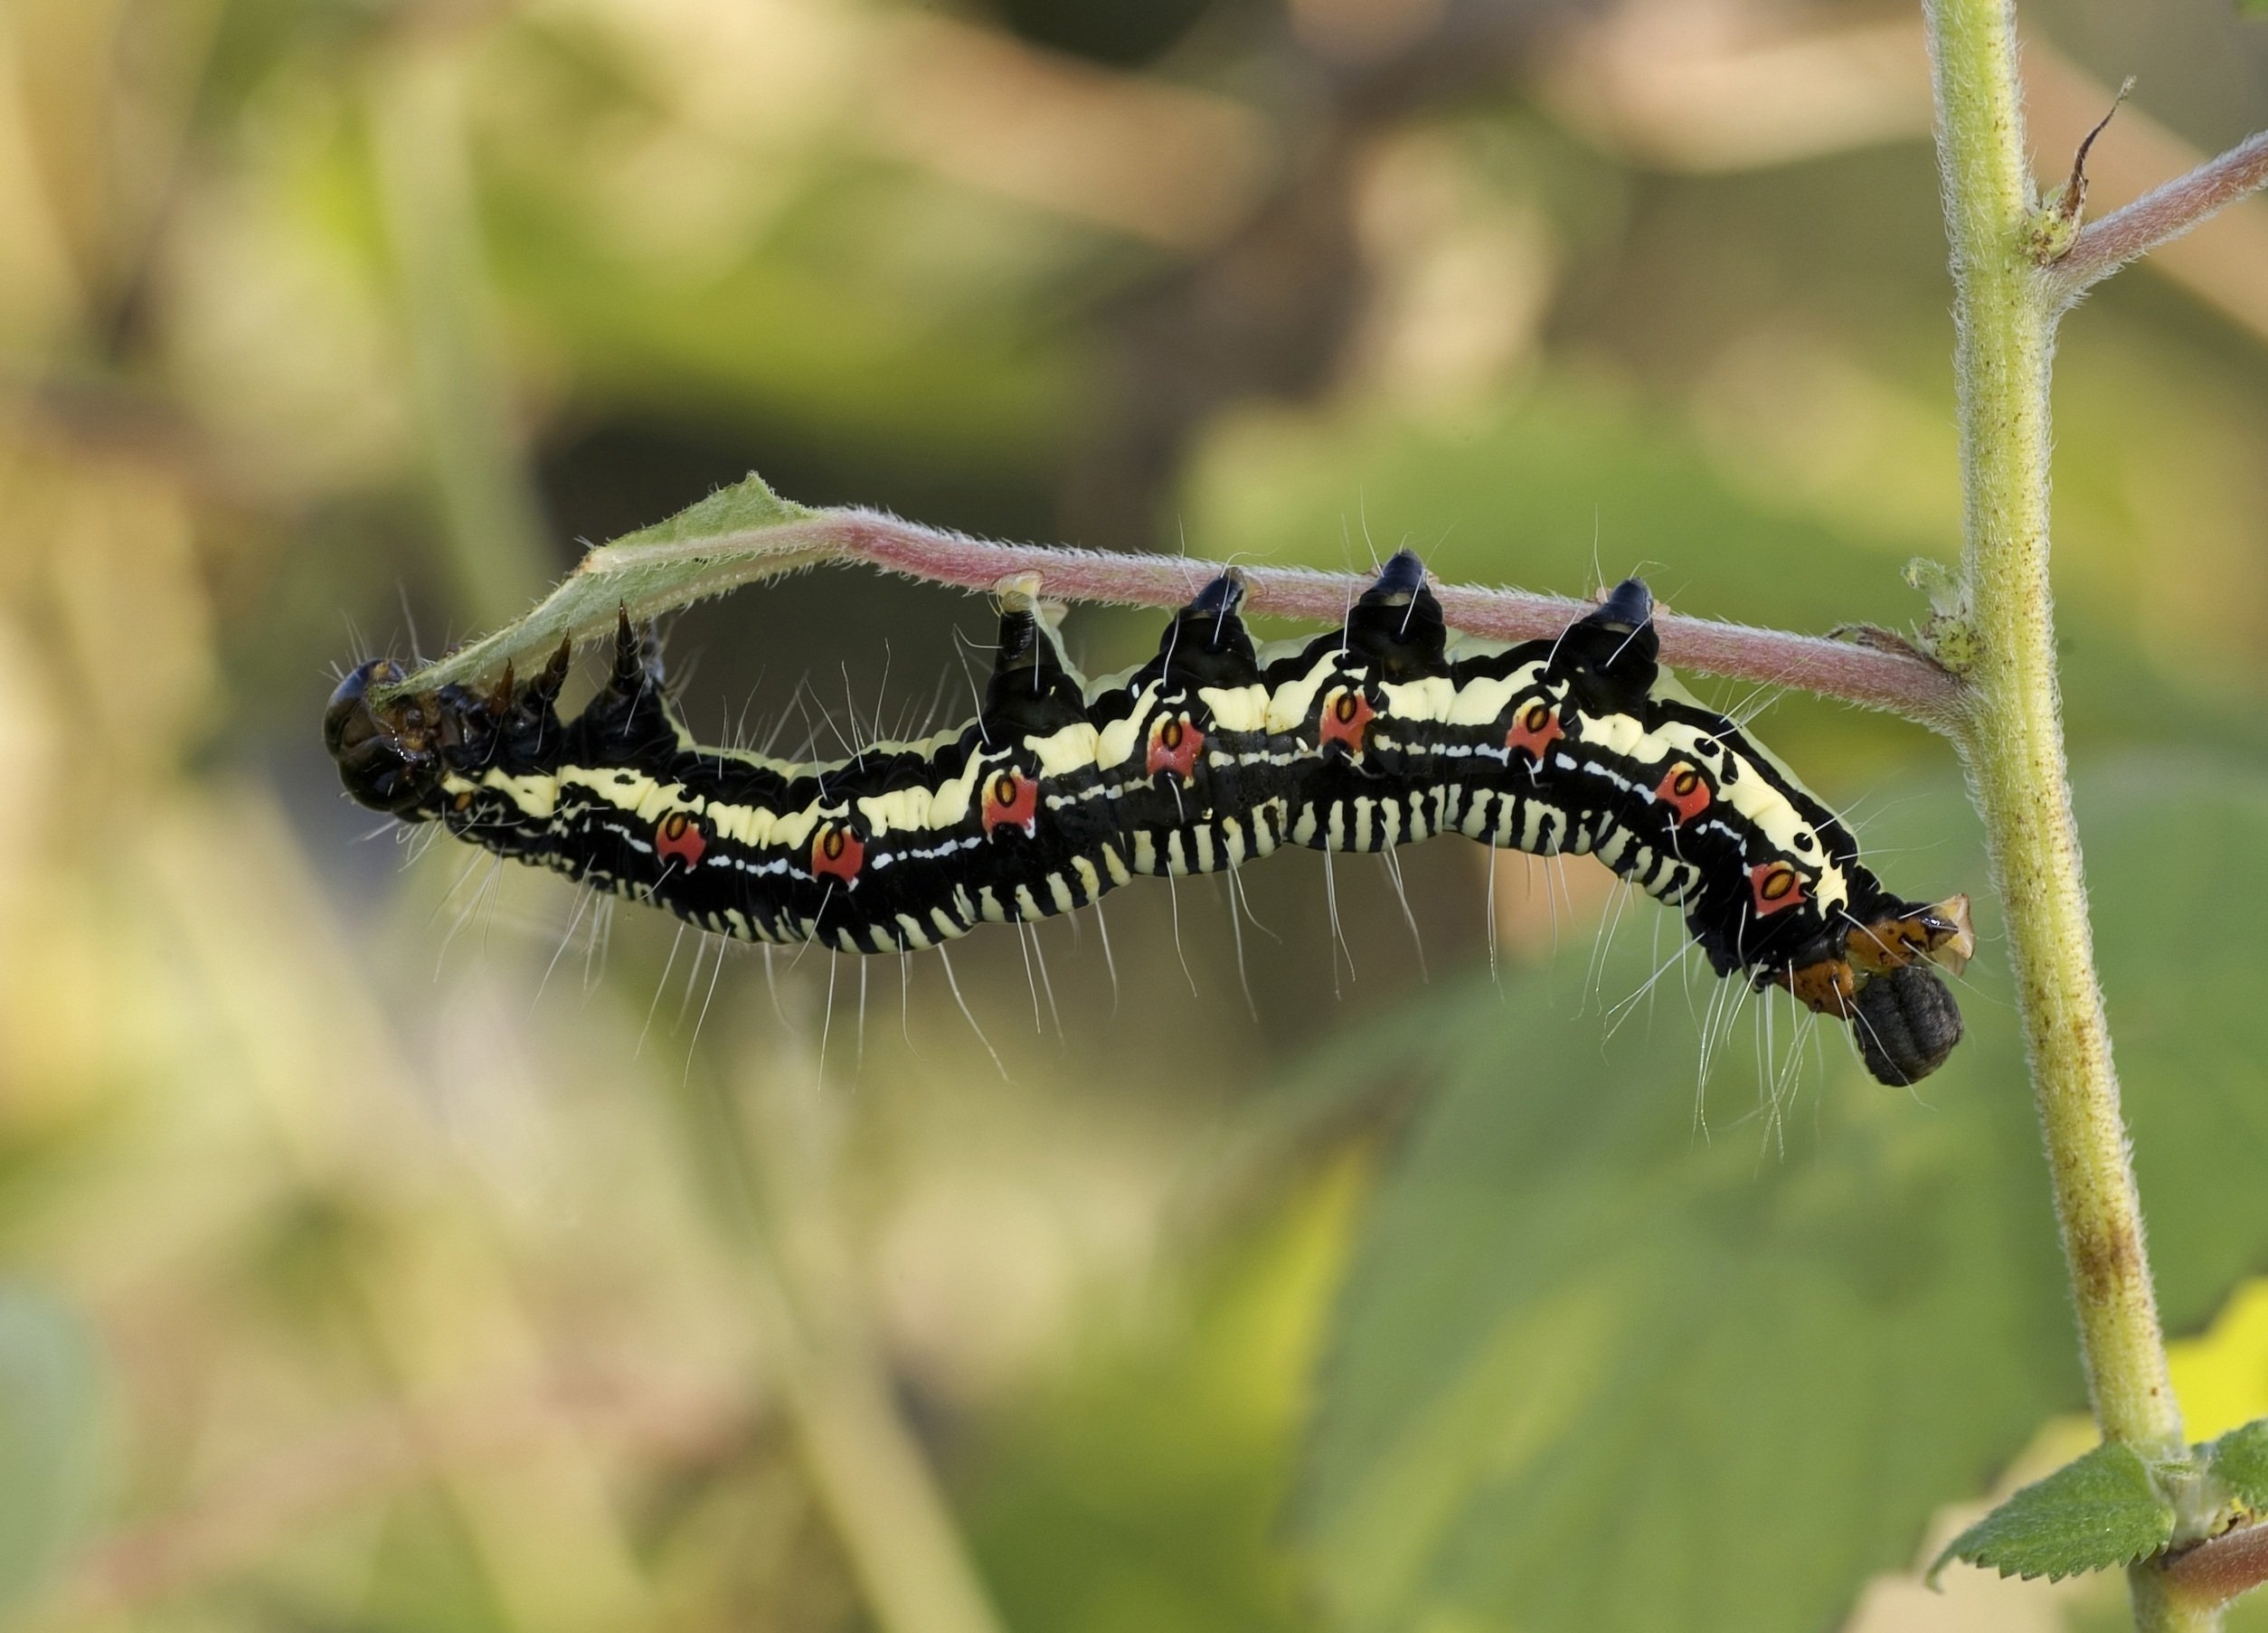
[{"left": 326, "top": 553, "right": 1974, "bottom": 1083}]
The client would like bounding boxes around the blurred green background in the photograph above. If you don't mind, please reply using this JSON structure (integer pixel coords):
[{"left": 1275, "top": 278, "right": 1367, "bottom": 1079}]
[{"left": 2, "top": 0, "right": 2267, "bottom": 1628}]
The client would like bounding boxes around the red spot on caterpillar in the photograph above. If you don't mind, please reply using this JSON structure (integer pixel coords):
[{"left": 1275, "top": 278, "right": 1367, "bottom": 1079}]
[
  {"left": 812, "top": 822, "right": 865, "bottom": 884},
  {"left": 1147, "top": 714, "right": 1204, "bottom": 780},
  {"left": 981, "top": 770, "right": 1039, "bottom": 837},
  {"left": 1750, "top": 862, "right": 1807, "bottom": 916},
  {"left": 656, "top": 810, "right": 707, "bottom": 869},
  {"left": 1506, "top": 701, "right": 1563, "bottom": 763},
  {"left": 1318, "top": 688, "right": 1375, "bottom": 755},
  {"left": 1654, "top": 762, "right": 1711, "bottom": 825}
]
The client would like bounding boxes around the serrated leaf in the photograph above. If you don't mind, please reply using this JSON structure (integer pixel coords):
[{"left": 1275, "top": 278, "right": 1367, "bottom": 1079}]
[
  {"left": 1295, "top": 763, "right": 2268, "bottom": 1633},
  {"left": 2209, "top": 1421, "right": 2268, "bottom": 1511},
  {"left": 1928, "top": 1441, "right": 2172, "bottom": 1584},
  {"left": 381, "top": 472, "right": 817, "bottom": 698}
]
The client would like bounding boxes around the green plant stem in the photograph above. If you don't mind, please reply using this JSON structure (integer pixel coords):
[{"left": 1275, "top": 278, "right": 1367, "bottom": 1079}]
[{"left": 1923, "top": 1, "right": 2198, "bottom": 1626}]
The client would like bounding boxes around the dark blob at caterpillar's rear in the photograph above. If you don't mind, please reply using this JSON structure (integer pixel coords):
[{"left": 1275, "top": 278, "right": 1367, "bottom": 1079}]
[{"left": 326, "top": 554, "right": 1974, "bottom": 1084}]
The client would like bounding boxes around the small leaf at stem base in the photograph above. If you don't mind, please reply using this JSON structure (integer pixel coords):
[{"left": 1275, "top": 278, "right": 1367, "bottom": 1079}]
[
  {"left": 2207, "top": 1420, "right": 2268, "bottom": 1512},
  {"left": 1929, "top": 1441, "right": 2175, "bottom": 1585}
]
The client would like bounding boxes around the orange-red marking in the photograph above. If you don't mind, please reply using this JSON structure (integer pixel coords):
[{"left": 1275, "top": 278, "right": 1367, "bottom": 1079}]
[
  {"left": 656, "top": 810, "right": 708, "bottom": 869},
  {"left": 1148, "top": 714, "right": 1204, "bottom": 780},
  {"left": 1318, "top": 688, "right": 1375, "bottom": 755},
  {"left": 1507, "top": 701, "right": 1564, "bottom": 763},
  {"left": 1654, "top": 762, "right": 1711, "bottom": 826},
  {"left": 812, "top": 823, "right": 865, "bottom": 884},
  {"left": 1749, "top": 861, "right": 1807, "bottom": 917},
  {"left": 981, "top": 770, "right": 1040, "bottom": 837}
]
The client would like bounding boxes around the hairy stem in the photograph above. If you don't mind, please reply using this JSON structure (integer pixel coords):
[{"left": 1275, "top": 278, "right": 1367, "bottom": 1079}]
[
  {"left": 647, "top": 514, "right": 1961, "bottom": 715},
  {"left": 2165, "top": 1523, "right": 2268, "bottom": 1614},
  {"left": 1925, "top": 0, "right": 2197, "bottom": 1625},
  {"left": 2047, "top": 127, "right": 2268, "bottom": 299},
  {"left": 388, "top": 505, "right": 1966, "bottom": 725}
]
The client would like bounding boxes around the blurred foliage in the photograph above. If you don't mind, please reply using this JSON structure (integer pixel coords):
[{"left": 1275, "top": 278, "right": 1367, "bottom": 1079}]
[
  {"left": 0, "top": 1288, "right": 102, "bottom": 1619},
  {"left": 1, "top": 0, "right": 2266, "bottom": 1629},
  {"left": 1297, "top": 768, "right": 2268, "bottom": 1630}
]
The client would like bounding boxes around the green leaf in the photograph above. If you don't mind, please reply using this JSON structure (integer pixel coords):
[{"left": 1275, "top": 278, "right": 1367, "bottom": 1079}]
[
  {"left": 2209, "top": 1421, "right": 2268, "bottom": 1512},
  {"left": 967, "top": 1170, "right": 1354, "bottom": 1633},
  {"left": 1928, "top": 1442, "right": 2172, "bottom": 1584},
  {"left": 2084, "top": 769, "right": 2268, "bottom": 1332},
  {"left": 0, "top": 1284, "right": 105, "bottom": 1616},
  {"left": 1295, "top": 762, "right": 2268, "bottom": 1633},
  {"left": 379, "top": 472, "right": 817, "bottom": 698},
  {"left": 606, "top": 470, "right": 814, "bottom": 550}
]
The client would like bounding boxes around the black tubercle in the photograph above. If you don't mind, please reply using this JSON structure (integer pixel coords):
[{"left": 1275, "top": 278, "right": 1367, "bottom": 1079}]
[
  {"left": 1559, "top": 576, "right": 1659, "bottom": 713},
  {"left": 1343, "top": 549, "right": 1447, "bottom": 680},
  {"left": 454, "top": 638, "right": 572, "bottom": 772},
  {"left": 1153, "top": 572, "right": 1260, "bottom": 688},
  {"left": 1591, "top": 577, "right": 1653, "bottom": 631},
  {"left": 984, "top": 605, "right": 1089, "bottom": 735},
  {"left": 576, "top": 611, "right": 676, "bottom": 760}
]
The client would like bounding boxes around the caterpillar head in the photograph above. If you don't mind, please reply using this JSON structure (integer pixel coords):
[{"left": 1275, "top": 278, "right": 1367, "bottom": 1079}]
[
  {"left": 1850, "top": 964, "right": 1965, "bottom": 1087},
  {"left": 325, "top": 660, "right": 448, "bottom": 816},
  {"left": 1777, "top": 895, "right": 1974, "bottom": 1084},
  {"left": 327, "top": 640, "right": 572, "bottom": 817}
]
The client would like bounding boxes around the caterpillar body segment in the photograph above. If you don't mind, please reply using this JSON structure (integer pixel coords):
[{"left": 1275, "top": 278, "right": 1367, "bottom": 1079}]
[{"left": 326, "top": 553, "right": 1972, "bottom": 1082}]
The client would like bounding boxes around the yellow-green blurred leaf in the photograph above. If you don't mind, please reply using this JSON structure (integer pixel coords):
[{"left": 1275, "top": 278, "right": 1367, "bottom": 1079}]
[
  {"left": 1298, "top": 760, "right": 2268, "bottom": 1632},
  {"left": 0, "top": 1286, "right": 103, "bottom": 1618}
]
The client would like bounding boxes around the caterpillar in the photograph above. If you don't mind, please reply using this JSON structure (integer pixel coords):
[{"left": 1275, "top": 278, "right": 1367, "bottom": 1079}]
[{"left": 326, "top": 552, "right": 1973, "bottom": 1084}]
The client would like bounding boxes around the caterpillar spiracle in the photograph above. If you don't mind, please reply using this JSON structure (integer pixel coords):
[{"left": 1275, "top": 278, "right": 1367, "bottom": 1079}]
[{"left": 325, "top": 552, "right": 1973, "bottom": 1084}]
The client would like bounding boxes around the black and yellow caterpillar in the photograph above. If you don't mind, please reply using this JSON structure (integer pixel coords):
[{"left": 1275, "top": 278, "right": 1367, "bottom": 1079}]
[{"left": 326, "top": 552, "right": 1972, "bottom": 1083}]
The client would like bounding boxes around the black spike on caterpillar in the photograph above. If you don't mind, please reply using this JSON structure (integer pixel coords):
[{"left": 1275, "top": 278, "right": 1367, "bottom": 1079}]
[{"left": 325, "top": 554, "right": 1974, "bottom": 1084}]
